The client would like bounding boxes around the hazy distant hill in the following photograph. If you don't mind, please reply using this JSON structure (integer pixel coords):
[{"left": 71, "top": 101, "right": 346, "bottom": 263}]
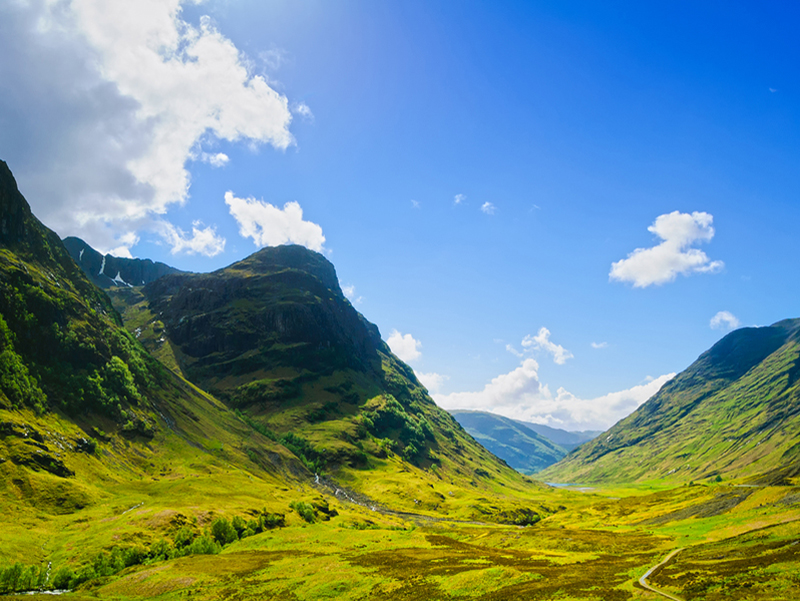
[
  {"left": 63, "top": 236, "right": 183, "bottom": 288},
  {"left": 516, "top": 422, "right": 601, "bottom": 452},
  {"left": 542, "top": 320, "right": 800, "bottom": 485},
  {"left": 450, "top": 410, "right": 569, "bottom": 473}
]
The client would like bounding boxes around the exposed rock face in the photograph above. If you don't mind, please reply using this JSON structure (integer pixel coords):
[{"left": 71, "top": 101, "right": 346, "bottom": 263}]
[
  {"left": 63, "top": 236, "right": 183, "bottom": 289},
  {"left": 144, "top": 245, "right": 386, "bottom": 387}
]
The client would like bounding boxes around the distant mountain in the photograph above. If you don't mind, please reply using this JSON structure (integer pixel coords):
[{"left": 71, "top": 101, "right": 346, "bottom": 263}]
[
  {"left": 516, "top": 422, "right": 601, "bottom": 452},
  {"left": 542, "top": 320, "right": 800, "bottom": 485},
  {"left": 449, "top": 411, "right": 568, "bottom": 473},
  {"left": 63, "top": 236, "right": 183, "bottom": 288}
]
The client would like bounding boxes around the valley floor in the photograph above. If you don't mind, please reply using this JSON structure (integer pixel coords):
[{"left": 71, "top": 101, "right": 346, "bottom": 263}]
[{"left": 2, "top": 475, "right": 799, "bottom": 601}]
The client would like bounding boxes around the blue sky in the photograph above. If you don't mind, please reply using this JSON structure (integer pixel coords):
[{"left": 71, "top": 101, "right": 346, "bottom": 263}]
[{"left": 2, "top": 1, "right": 799, "bottom": 429}]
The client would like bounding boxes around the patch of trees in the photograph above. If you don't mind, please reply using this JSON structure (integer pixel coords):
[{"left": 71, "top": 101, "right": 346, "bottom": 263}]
[{"left": 0, "top": 510, "right": 285, "bottom": 594}]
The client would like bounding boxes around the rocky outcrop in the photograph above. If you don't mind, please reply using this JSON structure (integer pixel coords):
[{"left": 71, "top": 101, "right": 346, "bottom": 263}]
[{"left": 63, "top": 236, "right": 183, "bottom": 289}]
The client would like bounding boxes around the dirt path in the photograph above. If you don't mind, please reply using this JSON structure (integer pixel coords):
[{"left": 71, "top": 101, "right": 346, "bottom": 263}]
[{"left": 638, "top": 548, "right": 685, "bottom": 601}]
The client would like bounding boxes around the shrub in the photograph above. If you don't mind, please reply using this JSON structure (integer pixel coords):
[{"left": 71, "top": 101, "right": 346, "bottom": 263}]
[
  {"left": 290, "top": 501, "right": 317, "bottom": 523},
  {"left": 186, "top": 535, "right": 221, "bottom": 555},
  {"left": 210, "top": 517, "right": 238, "bottom": 545}
]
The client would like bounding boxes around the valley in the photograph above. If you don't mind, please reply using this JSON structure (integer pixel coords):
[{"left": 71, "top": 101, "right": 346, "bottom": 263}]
[{"left": 1, "top": 160, "right": 799, "bottom": 600}]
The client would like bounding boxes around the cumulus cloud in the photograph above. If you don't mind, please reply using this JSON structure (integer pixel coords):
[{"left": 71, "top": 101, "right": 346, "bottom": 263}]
[
  {"left": 225, "top": 192, "right": 325, "bottom": 251},
  {"left": 417, "top": 372, "right": 448, "bottom": 394},
  {"left": 434, "top": 361, "right": 675, "bottom": 431},
  {"left": 454, "top": 194, "right": 465, "bottom": 205},
  {"left": 386, "top": 330, "right": 422, "bottom": 363},
  {"left": 481, "top": 201, "right": 496, "bottom": 215},
  {"left": 522, "top": 327, "right": 573, "bottom": 365},
  {"left": 609, "top": 211, "right": 724, "bottom": 288},
  {"left": 157, "top": 220, "right": 226, "bottom": 256},
  {"left": 0, "top": 0, "right": 295, "bottom": 256},
  {"left": 710, "top": 310, "right": 740, "bottom": 331}
]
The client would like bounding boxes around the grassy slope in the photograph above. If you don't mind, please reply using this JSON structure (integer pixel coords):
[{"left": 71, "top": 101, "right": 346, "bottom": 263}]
[
  {"left": 106, "top": 247, "right": 556, "bottom": 523},
  {"left": 449, "top": 410, "right": 568, "bottom": 474},
  {"left": 541, "top": 320, "right": 800, "bottom": 485}
]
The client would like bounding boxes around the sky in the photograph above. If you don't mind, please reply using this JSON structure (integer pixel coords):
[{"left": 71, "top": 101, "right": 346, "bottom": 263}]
[{"left": 2, "top": 0, "right": 799, "bottom": 431}]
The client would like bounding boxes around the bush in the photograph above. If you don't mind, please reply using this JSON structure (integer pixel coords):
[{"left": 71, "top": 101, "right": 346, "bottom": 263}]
[
  {"left": 51, "top": 566, "right": 74, "bottom": 590},
  {"left": 290, "top": 501, "right": 317, "bottom": 523},
  {"left": 186, "top": 535, "right": 221, "bottom": 555},
  {"left": 210, "top": 518, "right": 238, "bottom": 545}
]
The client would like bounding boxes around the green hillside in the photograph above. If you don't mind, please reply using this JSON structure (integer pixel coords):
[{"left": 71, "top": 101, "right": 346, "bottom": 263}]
[
  {"left": 542, "top": 320, "right": 800, "bottom": 485},
  {"left": 105, "top": 244, "right": 549, "bottom": 520},
  {"left": 450, "top": 410, "right": 569, "bottom": 473}
]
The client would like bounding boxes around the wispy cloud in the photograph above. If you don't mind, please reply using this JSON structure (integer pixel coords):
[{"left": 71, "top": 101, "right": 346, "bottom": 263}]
[
  {"left": 454, "top": 193, "right": 466, "bottom": 205},
  {"left": 481, "top": 201, "right": 496, "bottom": 215},
  {"left": 610, "top": 211, "right": 723, "bottom": 287},
  {"left": 411, "top": 199, "right": 421, "bottom": 209},
  {"left": 342, "top": 284, "right": 363, "bottom": 305},
  {"left": 523, "top": 327, "right": 573, "bottom": 365},
  {"left": 591, "top": 341, "right": 608, "bottom": 349}
]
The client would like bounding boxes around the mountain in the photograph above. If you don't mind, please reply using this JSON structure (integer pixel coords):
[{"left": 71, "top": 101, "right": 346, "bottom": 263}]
[
  {"left": 106, "top": 242, "right": 547, "bottom": 521},
  {"left": 449, "top": 410, "right": 569, "bottom": 473},
  {"left": 63, "top": 236, "right": 183, "bottom": 288},
  {"left": 542, "top": 320, "right": 800, "bottom": 485},
  {"left": 516, "top": 422, "right": 601, "bottom": 452}
]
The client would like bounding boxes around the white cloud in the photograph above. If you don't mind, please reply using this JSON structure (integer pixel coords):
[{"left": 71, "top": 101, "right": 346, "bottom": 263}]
[
  {"left": 386, "top": 330, "right": 422, "bottom": 363},
  {"left": 0, "top": 0, "right": 296, "bottom": 256},
  {"left": 342, "top": 284, "right": 363, "bottom": 305},
  {"left": 591, "top": 341, "right": 608, "bottom": 349},
  {"left": 411, "top": 199, "right": 420, "bottom": 209},
  {"left": 710, "top": 310, "right": 740, "bottom": 331},
  {"left": 417, "top": 372, "right": 448, "bottom": 394},
  {"left": 291, "top": 101, "right": 314, "bottom": 122},
  {"left": 434, "top": 360, "right": 675, "bottom": 431},
  {"left": 523, "top": 327, "right": 573, "bottom": 365},
  {"left": 454, "top": 193, "right": 465, "bottom": 205},
  {"left": 505, "top": 344, "right": 524, "bottom": 358},
  {"left": 225, "top": 191, "right": 325, "bottom": 251},
  {"left": 157, "top": 220, "right": 226, "bottom": 256},
  {"left": 199, "top": 152, "right": 230, "bottom": 168},
  {"left": 610, "top": 211, "right": 724, "bottom": 288},
  {"left": 481, "top": 201, "right": 496, "bottom": 215},
  {"left": 769, "top": 88, "right": 777, "bottom": 93}
]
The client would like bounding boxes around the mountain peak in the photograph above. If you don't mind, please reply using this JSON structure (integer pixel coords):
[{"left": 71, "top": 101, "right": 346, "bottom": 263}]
[
  {"left": 226, "top": 244, "right": 342, "bottom": 296},
  {"left": 0, "top": 160, "right": 33, "bottom": 248}
]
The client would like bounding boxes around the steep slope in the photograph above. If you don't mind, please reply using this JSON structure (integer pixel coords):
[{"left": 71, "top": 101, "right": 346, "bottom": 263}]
[
  {"left": 0, "top": 159, "right": 309, "bottom": 570},
  {"left": 450, "top": 410, "right": 568, "bottom": 473},
  {"left": 63, "top": 236, "right": 183, "bottom": 288},
  {"left": 108, "top": 244, "right": 548, "bottom": 520},
  {"left": 516, "top": 422, "right": 601, "bottom": 452},
  {"left": 542, "top": 320, "right": 800, "bottom": 484}
]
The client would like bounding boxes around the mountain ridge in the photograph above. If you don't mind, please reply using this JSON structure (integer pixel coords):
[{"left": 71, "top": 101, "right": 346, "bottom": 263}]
[{"left": 541, "top": 319, "right": 800, "bottom": 484}]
